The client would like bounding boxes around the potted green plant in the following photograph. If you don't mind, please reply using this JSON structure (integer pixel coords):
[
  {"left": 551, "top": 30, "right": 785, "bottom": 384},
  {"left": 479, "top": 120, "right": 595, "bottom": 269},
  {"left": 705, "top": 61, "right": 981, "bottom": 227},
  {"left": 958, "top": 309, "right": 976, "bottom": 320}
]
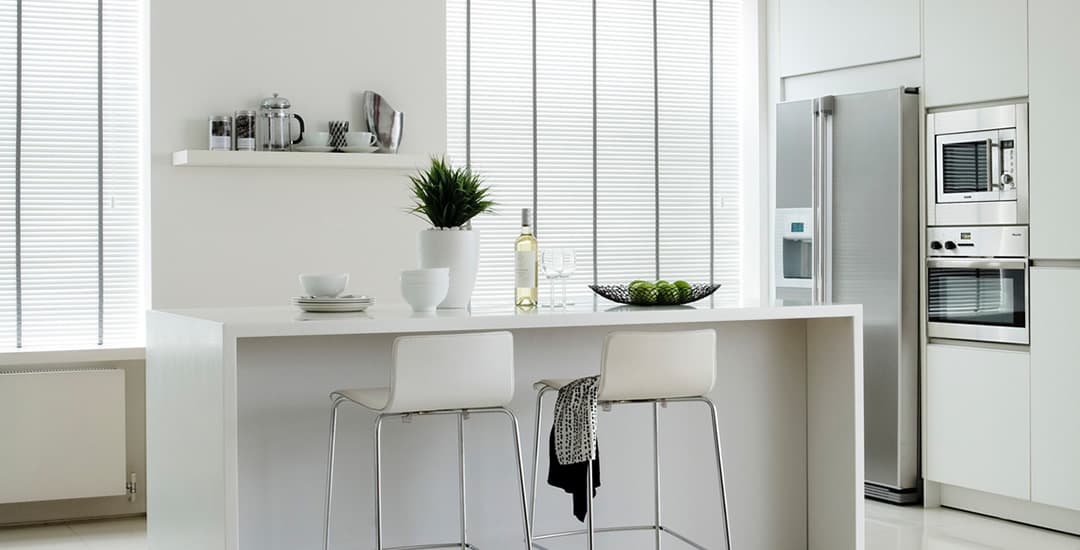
[{"left": 407, "top": 157, "right": 494, "bottom": 308}]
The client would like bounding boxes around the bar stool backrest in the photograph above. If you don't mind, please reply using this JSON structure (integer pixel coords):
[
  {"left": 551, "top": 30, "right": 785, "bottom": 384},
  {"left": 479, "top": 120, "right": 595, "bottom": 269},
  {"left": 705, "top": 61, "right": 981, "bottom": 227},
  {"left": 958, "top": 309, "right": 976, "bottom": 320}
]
[
  {"left": 596, "top": 329, "right": 717, "bottom": 402},
  {"left": 385, "top": 331, "right": 515, "bottom": 413}
]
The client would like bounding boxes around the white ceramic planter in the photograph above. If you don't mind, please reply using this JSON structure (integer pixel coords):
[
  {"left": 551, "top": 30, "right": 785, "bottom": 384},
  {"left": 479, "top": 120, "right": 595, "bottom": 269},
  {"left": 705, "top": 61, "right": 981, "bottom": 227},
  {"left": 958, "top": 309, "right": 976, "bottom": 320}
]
[{"left": 418, "top": 228, "right": 479, "bottom": 309}]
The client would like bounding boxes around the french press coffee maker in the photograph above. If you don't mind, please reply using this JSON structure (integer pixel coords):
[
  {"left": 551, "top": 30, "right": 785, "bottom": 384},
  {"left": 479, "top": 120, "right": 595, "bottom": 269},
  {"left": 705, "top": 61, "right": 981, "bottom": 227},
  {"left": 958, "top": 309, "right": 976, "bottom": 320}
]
[{"left": 258, "top": 93, "right": 305, "bottom": 151}]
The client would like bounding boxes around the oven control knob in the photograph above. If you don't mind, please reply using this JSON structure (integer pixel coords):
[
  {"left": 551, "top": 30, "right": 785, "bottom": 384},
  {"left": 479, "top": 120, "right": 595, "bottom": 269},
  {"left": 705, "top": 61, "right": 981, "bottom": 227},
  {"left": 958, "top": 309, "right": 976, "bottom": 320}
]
[
  {"left": 930, "top": 241, "right": 943, "bottom": 250},
  {"left": 1001, "top": 172, "right": 1015, "bottom": 187},
  {"left": 944, "top": 241, "right": 957, "bottom": 250}
]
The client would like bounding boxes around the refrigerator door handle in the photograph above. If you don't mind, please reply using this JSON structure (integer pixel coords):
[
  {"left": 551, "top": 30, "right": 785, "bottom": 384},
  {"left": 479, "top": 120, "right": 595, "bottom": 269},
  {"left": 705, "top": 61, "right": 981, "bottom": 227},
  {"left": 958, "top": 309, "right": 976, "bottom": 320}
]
[
  {"left": 811, "top": 98, "right": 822, "bottom": 304},
  {"left": 821, "top": 98, "right": 834, "bottom": 303}
]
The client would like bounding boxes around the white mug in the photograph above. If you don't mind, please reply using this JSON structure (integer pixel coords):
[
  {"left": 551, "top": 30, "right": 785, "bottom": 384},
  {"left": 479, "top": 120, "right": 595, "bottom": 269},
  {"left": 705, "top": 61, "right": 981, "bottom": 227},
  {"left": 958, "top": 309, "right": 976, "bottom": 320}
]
[{"left": 345, "top": 131, "right": 378, "bottom": 147}]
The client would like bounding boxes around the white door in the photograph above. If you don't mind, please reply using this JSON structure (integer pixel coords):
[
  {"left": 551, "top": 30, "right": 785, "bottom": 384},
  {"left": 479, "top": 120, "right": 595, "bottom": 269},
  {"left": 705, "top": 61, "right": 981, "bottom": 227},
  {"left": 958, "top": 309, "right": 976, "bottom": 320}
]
[
  {"left": 926, "top": 344, "right": 1030, "bottom": 500},
  {"left": 1030, "top": 267, "right": 1080, "bottom": 511},
  {"left": 1029, "top": 0, "right": 1080, "bottom": 260},
  {"left": 924, "top": 0, "right": 1028, "bottom": 108}
]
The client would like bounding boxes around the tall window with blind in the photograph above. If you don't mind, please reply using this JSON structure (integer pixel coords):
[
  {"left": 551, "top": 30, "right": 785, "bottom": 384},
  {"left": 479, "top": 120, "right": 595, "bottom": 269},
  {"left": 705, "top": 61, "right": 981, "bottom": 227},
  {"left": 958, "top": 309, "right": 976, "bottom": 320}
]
[
  {"left": 0, "top": 0, "right": 144, "bottom": 350},
  {"left": 447, "top": 0, "right": 743, "bottom": 307}
]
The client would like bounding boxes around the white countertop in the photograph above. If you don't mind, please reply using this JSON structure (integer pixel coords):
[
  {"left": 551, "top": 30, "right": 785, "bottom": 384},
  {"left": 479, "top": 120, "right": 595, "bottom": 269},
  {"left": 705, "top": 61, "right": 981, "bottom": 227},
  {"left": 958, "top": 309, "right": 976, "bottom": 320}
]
[{"left": 153, "top": 300, "right": 862, "bottom": 339}]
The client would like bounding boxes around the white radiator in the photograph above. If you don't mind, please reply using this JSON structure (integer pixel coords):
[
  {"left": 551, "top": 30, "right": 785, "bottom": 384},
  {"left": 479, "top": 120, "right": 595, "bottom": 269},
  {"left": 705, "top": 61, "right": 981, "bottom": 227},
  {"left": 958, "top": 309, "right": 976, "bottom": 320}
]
[{"left": 0, "top": 369, "right": 127, "bottom": 504}]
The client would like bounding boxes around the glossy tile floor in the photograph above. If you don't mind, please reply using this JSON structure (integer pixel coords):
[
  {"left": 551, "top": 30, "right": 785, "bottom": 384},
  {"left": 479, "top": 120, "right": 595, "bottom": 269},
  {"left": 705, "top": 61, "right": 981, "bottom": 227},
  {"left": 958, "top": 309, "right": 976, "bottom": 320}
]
[{"left": 1, "top": 500, "right": 1078, "bottom": 549}]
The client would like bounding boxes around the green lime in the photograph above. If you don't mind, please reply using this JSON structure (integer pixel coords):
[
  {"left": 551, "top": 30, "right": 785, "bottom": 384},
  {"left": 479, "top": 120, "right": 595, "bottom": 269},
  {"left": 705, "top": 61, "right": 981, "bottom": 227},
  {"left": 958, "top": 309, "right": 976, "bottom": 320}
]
[
  {"left": 628, "top": 284, "right": 658, "bottom": 305},
  {"left": 655, "top": 282, "right": 679, "bottom": 304},
  {"left": 674, "top": 280, "right": 692, "bottom": 301}
]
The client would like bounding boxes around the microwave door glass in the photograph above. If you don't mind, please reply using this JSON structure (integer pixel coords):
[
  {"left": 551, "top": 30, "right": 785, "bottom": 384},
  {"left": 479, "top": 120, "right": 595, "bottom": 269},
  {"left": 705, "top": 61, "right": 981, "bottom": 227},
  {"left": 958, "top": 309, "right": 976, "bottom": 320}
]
[
  {"left": 941, "top": 140, "right": 990, "bottom": 195},
  {"left": 928, "top": 266, "right": 1026, "bottom": 328}
]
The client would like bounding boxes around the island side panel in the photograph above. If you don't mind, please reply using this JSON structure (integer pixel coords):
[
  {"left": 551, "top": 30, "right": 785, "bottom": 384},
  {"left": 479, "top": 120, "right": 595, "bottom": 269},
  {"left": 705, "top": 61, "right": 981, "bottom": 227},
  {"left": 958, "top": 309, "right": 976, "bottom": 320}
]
[
  {"left": 233, "top": 319, "right": 811, "bottom": 550},
  {"left": 146, "top": 312, "right": 230, "bottom": 550},
  {"left": 806, "top": 314, "right": 865, "bottom": 550}
]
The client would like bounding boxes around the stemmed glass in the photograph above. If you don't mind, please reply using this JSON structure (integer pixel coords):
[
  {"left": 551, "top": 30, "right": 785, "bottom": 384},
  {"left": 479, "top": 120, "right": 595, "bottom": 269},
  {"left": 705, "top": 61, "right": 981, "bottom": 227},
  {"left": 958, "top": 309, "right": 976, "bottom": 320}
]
[
  {"left": 539, "top": 249, "right": 563, "bottom": 308},
  {"left": 557, "top": 249, "right": 577, "bottom": 306}
]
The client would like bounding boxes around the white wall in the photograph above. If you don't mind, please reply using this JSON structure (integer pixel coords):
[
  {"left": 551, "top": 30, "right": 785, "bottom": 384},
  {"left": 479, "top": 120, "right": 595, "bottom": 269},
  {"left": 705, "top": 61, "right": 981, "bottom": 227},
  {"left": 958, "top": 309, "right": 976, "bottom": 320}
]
[{"left": 150, "top": 0, "right": 447, "bottom": 309}]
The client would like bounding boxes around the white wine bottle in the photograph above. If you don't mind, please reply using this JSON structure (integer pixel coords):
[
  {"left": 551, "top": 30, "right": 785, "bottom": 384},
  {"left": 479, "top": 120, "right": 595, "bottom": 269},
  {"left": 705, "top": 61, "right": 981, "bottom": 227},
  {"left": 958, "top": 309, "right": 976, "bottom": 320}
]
[{"left": 515, "top": 208, "right": 538, "bottom": 307}]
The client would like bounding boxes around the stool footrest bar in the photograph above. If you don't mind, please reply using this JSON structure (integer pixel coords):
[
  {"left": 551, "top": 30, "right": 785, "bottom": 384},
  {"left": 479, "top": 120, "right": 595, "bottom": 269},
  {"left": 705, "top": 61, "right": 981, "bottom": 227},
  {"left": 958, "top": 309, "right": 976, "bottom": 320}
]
[
  {"left": 659, "top": 525, "right": 710, "bottom": 550},
  {"left": 384, "top": 543, "right": 481, "bottom": 550},
  {"left": 532, "top": 523, "right": 657, "bottom": 541}
]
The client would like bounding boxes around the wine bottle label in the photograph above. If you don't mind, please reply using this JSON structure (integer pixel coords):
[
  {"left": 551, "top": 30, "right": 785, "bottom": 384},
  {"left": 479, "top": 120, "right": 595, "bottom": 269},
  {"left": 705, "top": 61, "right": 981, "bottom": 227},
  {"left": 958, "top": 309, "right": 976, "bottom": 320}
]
[{"left": 515, "top": 250, "right": 536, "bottom": 288}]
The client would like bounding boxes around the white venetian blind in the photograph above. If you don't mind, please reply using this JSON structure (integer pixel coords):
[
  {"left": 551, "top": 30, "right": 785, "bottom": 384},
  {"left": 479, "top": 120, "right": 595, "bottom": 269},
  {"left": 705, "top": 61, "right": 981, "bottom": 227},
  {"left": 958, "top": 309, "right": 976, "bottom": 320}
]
[
  {"left": 447, "top": 0, "right": 742, "bottom": 307},
  {"left": 0, "top": 0, "right": 143, "bottom": 351}
]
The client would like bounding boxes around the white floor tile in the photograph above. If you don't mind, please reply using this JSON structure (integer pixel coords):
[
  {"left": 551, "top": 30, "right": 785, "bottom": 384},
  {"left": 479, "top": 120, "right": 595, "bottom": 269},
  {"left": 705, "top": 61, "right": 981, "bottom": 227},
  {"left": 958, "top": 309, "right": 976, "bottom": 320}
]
[
  {"left": 0, "top": 501, "right": 1078, "bottom": 550},
  {"left": 0, "top": 524, "right": 85, "bottom": 549}
]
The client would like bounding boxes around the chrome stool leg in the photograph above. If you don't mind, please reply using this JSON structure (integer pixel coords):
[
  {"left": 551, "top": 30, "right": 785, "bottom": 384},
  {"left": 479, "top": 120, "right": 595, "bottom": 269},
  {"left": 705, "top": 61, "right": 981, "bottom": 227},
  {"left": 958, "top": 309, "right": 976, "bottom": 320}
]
[
  {"left": 528, "top": 387, "right": 552, "bottom": 536},
  {"left": 323, "top": 395, "right": 347, "bottom": 550},
  {"left": 496, "top": 407, "right": 534, "bottom": 549},
  {"left": 704, "top": 397, "right": 733, "bottom": 550},
  {"left": 374, "top": 414, "right": 387, "bottom": 550},
  {"left": 458, "top": 412, "right": 468, "bottom": 550},
  {"left": 653, "top": 401, "right": 662, "bottom": 550}
]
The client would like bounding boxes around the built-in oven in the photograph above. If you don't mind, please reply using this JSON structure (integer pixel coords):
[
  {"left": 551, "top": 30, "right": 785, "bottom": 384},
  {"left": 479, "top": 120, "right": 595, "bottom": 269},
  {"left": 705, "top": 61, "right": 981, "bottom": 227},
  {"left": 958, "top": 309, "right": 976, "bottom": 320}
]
[
  {"left": 927, "top": 226, "right": 1029, "bottom": 345},
  {"left": 927, "top": 103, "right": 1028, "bottom": 226}
]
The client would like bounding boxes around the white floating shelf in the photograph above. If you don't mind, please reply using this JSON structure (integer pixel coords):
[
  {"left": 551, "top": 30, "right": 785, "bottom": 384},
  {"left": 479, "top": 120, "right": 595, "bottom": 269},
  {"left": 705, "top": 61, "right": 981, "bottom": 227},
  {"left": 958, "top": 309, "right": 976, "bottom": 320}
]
[{"left": 172, "top": 149, "right": 430, "bottom": 170}]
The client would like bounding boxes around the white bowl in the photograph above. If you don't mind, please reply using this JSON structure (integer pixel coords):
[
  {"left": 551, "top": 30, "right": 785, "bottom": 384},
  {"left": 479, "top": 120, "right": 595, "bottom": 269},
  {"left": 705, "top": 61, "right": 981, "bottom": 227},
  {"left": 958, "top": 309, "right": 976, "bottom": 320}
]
[
  {"left": 400, "top": 269, "right": 449, "bottom": 312},
  {"left": 299, "top": 273, "right": 349, "bottom": 298}
]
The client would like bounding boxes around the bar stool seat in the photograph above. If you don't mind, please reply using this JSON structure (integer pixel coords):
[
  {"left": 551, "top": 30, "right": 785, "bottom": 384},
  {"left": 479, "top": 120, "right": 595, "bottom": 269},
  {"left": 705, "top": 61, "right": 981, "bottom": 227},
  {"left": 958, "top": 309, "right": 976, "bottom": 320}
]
[
  {"left": 322, "top": 331, "right": 532, "bottom": 550},
  {"left": 529, "top": 328, "right": 733, "bottom": 550},
  {"left": 335, "top": 388, "right": 390, "bottom": 410}
]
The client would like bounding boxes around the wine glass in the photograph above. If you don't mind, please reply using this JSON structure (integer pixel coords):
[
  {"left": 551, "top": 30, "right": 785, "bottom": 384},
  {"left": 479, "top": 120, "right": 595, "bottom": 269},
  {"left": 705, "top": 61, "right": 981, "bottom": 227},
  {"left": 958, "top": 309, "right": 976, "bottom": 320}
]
[
  {"left": 557, "top": 249, "right": 577, "bottom": 307},
  {"left": 539, "top": 249, "right": 562, "bottom": 308}
]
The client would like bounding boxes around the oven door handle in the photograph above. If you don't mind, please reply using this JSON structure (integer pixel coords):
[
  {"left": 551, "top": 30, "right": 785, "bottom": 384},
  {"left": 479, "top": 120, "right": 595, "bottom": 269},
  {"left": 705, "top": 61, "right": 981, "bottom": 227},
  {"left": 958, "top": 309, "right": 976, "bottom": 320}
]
[{"left": 927, "top": 258, "right": 1029, "bottom": 270}]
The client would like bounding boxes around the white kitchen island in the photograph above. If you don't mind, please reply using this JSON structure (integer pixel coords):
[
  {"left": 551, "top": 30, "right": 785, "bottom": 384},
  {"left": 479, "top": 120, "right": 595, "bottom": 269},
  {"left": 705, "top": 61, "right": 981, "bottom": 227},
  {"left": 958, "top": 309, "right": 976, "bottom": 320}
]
[{"left": 146, "top": 302, "right": 864, "bottom": 550}]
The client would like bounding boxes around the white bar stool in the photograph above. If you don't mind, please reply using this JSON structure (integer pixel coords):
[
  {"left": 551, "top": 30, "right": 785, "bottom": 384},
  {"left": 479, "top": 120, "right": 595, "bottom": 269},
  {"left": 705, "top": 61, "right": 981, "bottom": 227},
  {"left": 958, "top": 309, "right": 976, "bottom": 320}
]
[
  {"left": 528, "top": 329, "right": 732, "bottom": 550},
  {"left": 322, "top": 331, "right": 533, "bottom": 550}
]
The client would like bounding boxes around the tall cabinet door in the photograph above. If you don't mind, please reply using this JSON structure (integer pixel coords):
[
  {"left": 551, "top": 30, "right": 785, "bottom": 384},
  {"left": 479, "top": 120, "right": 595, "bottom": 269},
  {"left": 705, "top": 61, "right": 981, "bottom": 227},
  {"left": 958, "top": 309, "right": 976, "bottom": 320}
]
[
  {"left": 779, "top": 0, "right": 920, "bottom": 77},
  {"left": 1030, "top": 267, "right": 1080, "bottom": 511},
  {"left": 924, "top": 0, "right": 1028, "bottom": 108},
  {"left": 1030, "top": 0, "right": 1080, "bottom": 260}
]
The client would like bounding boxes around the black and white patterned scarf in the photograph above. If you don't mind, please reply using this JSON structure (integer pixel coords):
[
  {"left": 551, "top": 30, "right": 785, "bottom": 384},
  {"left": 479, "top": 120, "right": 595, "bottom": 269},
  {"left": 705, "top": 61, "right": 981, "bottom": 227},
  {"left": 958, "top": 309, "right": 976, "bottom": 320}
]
[{"left": 552, "top": 376, "right": 600, "bottom": 466}]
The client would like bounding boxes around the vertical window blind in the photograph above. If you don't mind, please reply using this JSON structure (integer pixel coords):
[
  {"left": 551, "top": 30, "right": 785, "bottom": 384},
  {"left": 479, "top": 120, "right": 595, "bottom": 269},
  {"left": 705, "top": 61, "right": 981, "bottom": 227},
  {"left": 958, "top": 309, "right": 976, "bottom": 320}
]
[
  {"left": 447, "top": 0, "right": 743, "bottom": 307},
  {"left": 0, "top": 0, "right": 143, "bottom": 350}
]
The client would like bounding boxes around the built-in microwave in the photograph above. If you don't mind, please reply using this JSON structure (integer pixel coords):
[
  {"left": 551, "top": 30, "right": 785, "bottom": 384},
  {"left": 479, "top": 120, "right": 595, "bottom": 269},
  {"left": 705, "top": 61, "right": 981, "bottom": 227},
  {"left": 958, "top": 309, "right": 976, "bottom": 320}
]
[
  {"left": 927, "top": 103, "right": 1028, "bottom": 226},
  {"left": 926, "top": 226, "right": 1029, "bottom": 345}
]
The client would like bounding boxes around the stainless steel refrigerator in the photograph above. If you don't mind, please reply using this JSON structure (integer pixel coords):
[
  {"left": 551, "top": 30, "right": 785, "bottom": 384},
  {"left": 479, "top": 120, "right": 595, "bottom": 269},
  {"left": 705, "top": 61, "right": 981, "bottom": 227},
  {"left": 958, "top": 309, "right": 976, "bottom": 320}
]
[{"left": 774, "top": 87, "right": 921, "bottom": 503}]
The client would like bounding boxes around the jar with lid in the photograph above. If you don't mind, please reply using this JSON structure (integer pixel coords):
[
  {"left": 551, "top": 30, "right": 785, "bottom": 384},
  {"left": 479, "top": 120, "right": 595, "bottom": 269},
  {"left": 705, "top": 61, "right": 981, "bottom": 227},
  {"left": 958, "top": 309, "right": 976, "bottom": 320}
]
[
  {"left": 258, "top": 93, "right": 306, "bottom": 151},
  {"left": 208, "top": 116, "right": 233, "bottom": 151},
  {"left": 234, "top": 110, "right": 257, "bottom": 151}
]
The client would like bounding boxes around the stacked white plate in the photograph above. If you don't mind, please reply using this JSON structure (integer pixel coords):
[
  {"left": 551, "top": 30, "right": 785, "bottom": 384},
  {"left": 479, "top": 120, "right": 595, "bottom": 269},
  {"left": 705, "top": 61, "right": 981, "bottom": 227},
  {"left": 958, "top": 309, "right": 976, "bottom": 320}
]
[{"left": 292, "top": 295, "right": 375, "bottom": 313}]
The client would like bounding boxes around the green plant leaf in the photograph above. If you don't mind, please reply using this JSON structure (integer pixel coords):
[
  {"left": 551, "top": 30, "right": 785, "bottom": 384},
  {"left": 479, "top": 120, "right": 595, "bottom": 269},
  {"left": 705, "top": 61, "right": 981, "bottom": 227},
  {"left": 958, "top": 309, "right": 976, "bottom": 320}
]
[{"left": 406, "top": 156, "right": 496, "bottom": 228}]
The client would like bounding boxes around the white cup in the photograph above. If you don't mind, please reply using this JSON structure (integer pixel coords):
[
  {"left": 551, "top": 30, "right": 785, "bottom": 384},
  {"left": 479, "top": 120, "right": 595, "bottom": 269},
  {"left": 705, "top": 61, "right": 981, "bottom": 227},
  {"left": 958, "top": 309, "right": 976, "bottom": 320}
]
[
  {"left": 400, "top": 268, "right": 449, "bottom": 312},
  {"left": 345, "top": 131, "right": 378, "bottom": 147},
  {"left": 299, "top": 273, "right": 348, "bottom": 298},
  {"left": 302, "top": 132, "right": 330, "bottom": 147}
]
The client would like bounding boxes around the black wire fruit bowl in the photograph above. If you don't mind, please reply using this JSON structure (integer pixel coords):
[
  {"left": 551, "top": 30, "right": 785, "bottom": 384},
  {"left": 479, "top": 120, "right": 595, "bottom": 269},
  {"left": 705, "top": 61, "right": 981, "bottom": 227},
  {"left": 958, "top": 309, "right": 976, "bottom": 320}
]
[{"left": 588, "top": 283, "right": 721, "bottom": 306}]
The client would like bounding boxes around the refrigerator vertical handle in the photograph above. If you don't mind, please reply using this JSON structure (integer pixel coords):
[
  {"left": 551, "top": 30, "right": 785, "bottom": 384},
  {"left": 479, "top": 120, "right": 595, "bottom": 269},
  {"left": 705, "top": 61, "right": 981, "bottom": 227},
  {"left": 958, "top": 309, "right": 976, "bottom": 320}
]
[
  {"left": 810, "top": 99, "right": 822, "bottom": 304},
  {"left": 821, "top": 97, "right": 834, "bottom": 303}
]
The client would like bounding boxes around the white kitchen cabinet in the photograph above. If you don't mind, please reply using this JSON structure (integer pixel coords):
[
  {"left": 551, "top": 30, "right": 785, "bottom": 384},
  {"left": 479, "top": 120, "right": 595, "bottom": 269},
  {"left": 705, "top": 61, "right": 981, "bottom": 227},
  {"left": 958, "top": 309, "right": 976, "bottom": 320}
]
[
  {"left": 926, "top": 344, "right": 1030, "bottom": 500},
  {"left": 924, "top": 0, "right": 1028, "bottom": 108},
  {"left": 1030, "top": 267, "right": 1080, "bottom": 511},
  {"left": 1029, "top": 0, "right": 1080, "bottom": 260},
  {"left": 778, "top": 0, "right": 920, "bottom": 77}
]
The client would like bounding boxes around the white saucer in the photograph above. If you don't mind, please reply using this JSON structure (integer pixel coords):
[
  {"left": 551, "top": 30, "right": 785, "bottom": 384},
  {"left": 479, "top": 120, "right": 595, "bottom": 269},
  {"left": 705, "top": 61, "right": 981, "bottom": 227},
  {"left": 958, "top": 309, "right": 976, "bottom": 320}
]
[
  {"left": 340, "top": 145, "right": 379, "bottom": 153},
  {"left": 294, "top": 295, "right": 373, "bottom": 304},
  {"left": 294, "top": 145, "right": 334, "bottom": 153}
]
